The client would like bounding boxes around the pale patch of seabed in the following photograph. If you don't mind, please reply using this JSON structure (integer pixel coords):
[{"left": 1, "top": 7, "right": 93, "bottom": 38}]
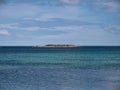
[{"left": 0, "top": 67, "right": 120, "bottom": 90}]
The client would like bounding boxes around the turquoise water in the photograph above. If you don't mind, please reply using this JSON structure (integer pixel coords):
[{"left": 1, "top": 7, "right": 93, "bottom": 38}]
[
  {"left": 0, "top": 46, "right": 120, "bottom": 68},
  {"left": 0, "top": 46, "right": 120, "bottom": 90}
]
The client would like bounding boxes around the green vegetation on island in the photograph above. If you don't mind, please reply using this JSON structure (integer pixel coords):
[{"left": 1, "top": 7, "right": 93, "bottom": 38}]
[{"left": 33, "top": 44, "right": 77, "bottom": 48}]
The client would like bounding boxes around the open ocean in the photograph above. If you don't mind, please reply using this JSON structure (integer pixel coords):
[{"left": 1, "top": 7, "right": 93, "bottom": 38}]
[{"left": 0, "top": 46, "right": 120, "bottom": 90}]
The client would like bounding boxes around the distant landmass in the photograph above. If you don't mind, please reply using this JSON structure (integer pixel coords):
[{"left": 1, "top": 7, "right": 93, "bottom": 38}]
[{"left": 33, "top": 44, "right": 77, "bottom": 48}]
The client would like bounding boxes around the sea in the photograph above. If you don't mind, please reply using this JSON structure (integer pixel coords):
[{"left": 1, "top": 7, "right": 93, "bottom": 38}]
[{"left": 0, "top": 46, "right": 120, "bottom": 90}]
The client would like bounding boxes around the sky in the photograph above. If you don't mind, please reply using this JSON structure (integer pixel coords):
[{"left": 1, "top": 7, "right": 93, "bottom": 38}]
[{"left": 0, "top": 0, "right": 120, "bottom": 46}]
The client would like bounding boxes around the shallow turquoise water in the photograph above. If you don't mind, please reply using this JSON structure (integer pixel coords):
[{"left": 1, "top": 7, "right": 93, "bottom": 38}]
[{"left": 0, "top": 46, "right": 120, "bottom": 68}]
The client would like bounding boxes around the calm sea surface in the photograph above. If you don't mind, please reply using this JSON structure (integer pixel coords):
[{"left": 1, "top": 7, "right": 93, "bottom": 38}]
[{"left": 0, "top": 46, "right": 120, "bottom": 90}]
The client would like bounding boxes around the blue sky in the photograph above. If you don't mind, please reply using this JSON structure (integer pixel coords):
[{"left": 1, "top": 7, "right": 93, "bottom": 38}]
[{"left": 0, "top": 0, "right": 120, "bottom": 46}]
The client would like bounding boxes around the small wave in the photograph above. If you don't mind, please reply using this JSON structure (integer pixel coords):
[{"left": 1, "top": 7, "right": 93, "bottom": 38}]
[{"left": 0, "top": 60, "right": 120, "bottom": 69}]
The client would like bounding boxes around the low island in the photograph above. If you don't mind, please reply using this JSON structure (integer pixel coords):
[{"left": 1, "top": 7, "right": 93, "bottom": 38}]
[{"left": 33, "top": 44, "right": 77, "bottom": 48}]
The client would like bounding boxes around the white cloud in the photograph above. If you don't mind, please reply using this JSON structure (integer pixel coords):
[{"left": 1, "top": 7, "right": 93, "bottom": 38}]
[
  {"left": 0, "top": 23, "right": 86, "bottom": 32},
  {"left": 24, "top": 6, "right": 81, "bottom": 22},
  {"left": 0, "top": 23, "right": 18, "bottom": 28},
  {"left": 22, "top": 25, "right": 118, "bottom": 44},
  {"left": 0, "top": 23, "right": 44, "bottom": 31},
  {"left": 11, "top": 24, "right": 120, "bottom": 45},
  {"left": 61, "top": 0, "right": 81, "bottom": 5},
  {"left": 0, "top": 4, "right": 41, "bottom": 18},
  {"left": 53, "top": 26, "right": 83, "bottom": 31},
  {"left": 0, "top": 30, "right": 10, "bottom": 36},
  {"left": 23, "top": 6, "right": 101, "bottom": 24},
  {"left": 0, "top": 1, "right": 101, "bottom": 23},
  {"left": 0, "top": 2, "right": 83, "bottom": 22},
  {"left": 16, "top": 27, "right": 40, "bottom": 31},
  {"left": 24, "top": 17, "right": 53, "bottom": 22},
  {"left": 94, "top": 1, "right": 120, "bottom": 12}
]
